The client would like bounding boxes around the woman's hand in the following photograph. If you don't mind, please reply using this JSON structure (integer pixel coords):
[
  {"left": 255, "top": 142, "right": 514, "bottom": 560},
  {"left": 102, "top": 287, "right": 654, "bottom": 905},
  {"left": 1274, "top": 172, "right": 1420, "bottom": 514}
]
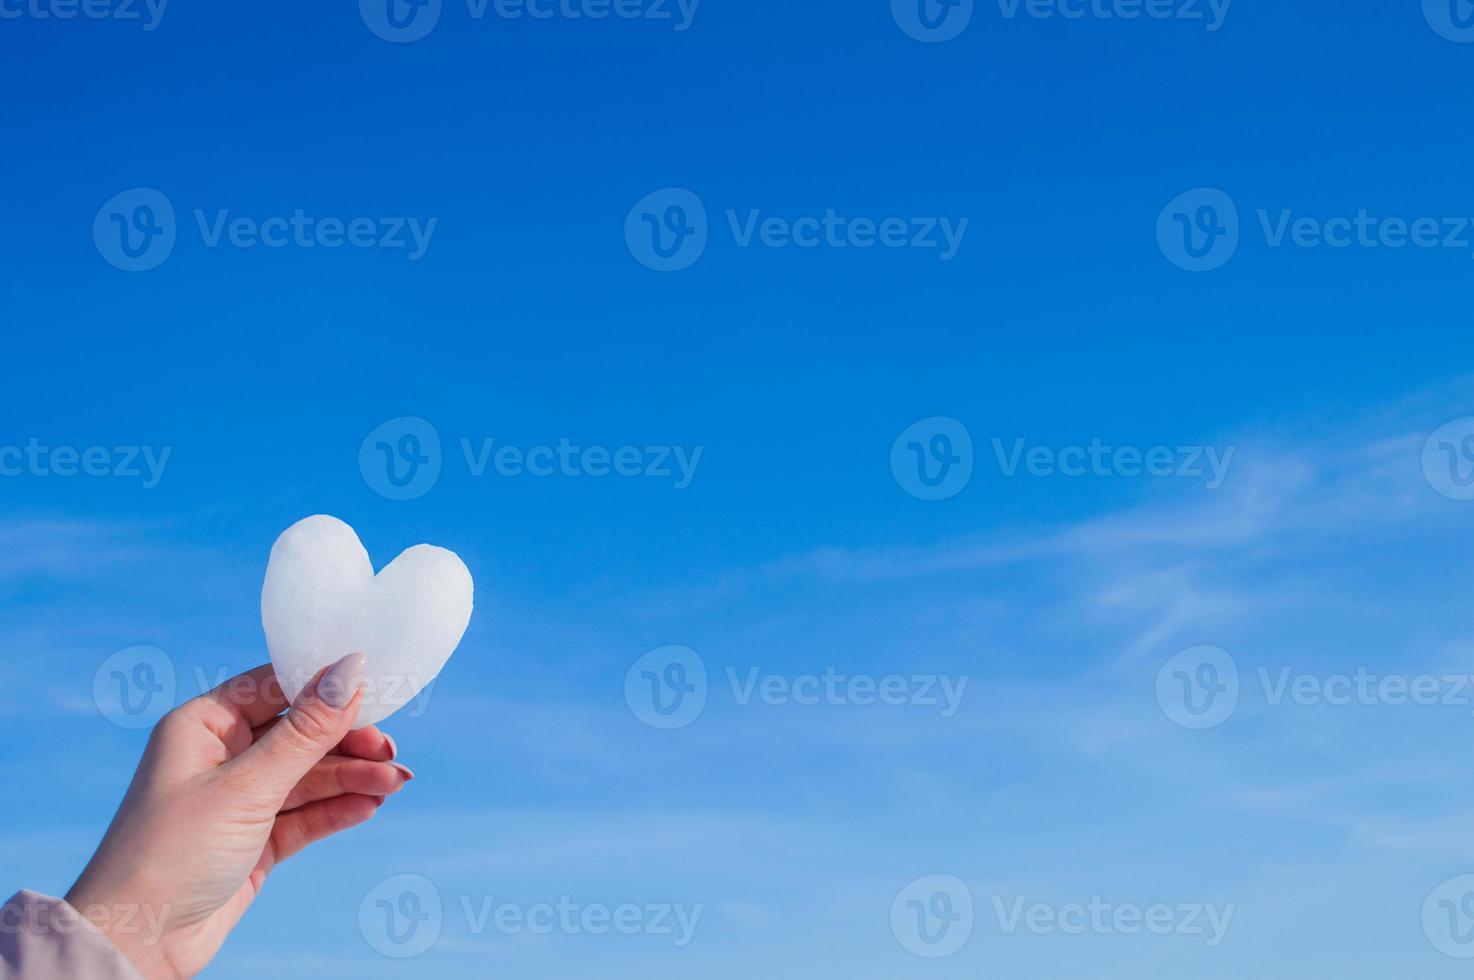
[{"left": 64, "top": 654, "right": 414, "bottom": 979}]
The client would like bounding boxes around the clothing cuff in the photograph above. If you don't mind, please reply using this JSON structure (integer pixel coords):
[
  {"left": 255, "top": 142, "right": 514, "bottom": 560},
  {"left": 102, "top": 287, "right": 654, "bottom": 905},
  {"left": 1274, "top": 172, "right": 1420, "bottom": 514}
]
[{"left": 0, "top": 890, "right": 147, "bottom": 979}]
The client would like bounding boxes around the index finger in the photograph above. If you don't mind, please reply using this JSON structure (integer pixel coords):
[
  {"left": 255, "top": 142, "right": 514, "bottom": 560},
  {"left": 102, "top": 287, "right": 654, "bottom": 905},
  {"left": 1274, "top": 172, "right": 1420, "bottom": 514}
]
[
  {"left": 249, "top": 717, "right": 397, "bottom": 762},
  {"left": 197, "top": 663, "right": 290, "bottom": 728}
]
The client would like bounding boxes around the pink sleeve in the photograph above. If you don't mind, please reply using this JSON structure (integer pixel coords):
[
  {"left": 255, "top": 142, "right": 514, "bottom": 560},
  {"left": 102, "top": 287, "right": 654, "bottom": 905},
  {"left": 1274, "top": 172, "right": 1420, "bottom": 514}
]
[{"left": 0, "top": 891, "right": 145, "bottom": 980}]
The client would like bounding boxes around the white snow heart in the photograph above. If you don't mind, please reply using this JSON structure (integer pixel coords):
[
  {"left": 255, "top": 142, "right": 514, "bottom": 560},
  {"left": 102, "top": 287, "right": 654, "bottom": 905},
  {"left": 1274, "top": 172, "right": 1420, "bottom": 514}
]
[{"left": 261, "top": 515, "right": 473, "bottom": 728}]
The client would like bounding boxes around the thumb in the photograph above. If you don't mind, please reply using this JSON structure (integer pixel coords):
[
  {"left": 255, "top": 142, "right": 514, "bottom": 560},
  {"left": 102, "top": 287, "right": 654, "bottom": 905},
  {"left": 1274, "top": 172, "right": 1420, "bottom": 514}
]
[{"left": 228, "top": 652, "right": 366, "bottom": 804}]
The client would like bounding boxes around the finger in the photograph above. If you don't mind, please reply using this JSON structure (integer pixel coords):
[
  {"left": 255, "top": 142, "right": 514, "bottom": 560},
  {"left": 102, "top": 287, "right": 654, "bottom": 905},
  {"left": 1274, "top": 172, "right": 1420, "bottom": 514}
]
[
  {"left": 169, "top": 664, "right": 290, "bottom": 756},
  {"left": 198, "top": 663, "right": 289, "bottom": 728},
  {"left": 220, "top": 653, "right": 366, "bottom": 805},
  {"left": 269, "top": 793, "right": 384, "bottom": 864},
  {"left": 337, "top": 725, "right": 397, "bottom": 762},
  {"left": 249, "top": 719, "right": 396, "bottom": 761},
  {"left": 281, "top": 757, "right": 413, "bottom": 811}
]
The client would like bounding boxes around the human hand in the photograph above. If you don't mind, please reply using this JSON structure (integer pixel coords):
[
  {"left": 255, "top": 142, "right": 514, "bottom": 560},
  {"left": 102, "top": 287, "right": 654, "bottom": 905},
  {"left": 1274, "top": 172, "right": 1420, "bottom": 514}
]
[{"left": 64, "top": 654, "right": 414, "bottom": 979}]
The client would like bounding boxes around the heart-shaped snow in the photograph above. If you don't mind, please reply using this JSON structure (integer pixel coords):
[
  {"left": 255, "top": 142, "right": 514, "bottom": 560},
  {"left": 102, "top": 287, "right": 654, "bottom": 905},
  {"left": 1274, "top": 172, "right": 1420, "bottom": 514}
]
[{"left": 261, "top": 515, "right": 473, "bottom": 728}]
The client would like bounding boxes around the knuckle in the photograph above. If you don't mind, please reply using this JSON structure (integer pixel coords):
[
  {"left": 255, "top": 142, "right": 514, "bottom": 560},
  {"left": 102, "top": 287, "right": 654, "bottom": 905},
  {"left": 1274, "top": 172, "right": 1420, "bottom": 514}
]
[
  {"left": 282, "top": 701, "right": 339, "bottom": 748},
  {"left": 150, "top": 703, "right": 198, "bottom": 743}
]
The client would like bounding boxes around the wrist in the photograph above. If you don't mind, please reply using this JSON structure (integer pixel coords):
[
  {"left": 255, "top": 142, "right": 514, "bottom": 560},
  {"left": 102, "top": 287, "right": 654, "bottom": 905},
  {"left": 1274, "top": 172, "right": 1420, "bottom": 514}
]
[{"left": 65, "top": 878, "right": 180, "bottom": 980}]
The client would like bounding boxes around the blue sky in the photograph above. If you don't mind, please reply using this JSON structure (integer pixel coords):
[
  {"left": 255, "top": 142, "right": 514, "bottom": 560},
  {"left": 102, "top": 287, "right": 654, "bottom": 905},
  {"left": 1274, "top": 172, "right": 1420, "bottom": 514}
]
[{"left": 5, "top": 0, "right": 1474, "bottom": 976}]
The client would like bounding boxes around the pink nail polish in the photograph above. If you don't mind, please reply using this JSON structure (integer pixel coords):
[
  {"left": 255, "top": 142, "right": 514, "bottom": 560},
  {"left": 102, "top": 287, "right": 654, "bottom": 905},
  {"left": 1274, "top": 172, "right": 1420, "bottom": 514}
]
[
  {"left": 319, "top": 653, "right": 366, "bottom": 709},
  {"left": 382, "top": 732, "right": 398, "bottom": 760},
  {"left": 390, "top": 762, "right": 416, "bottom": 782}
]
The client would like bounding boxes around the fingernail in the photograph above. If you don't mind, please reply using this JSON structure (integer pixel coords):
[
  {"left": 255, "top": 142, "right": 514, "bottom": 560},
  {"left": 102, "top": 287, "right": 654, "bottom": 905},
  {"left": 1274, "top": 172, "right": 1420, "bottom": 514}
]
[
  {"left": 319, "top": 653, "right": 366, "bottom": 709},
  {"left": 390, "top": 762, "right": 415, "bottom": 782},
  {"left": 382, "top": 732, "right": 398, "bottom": 760}
]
